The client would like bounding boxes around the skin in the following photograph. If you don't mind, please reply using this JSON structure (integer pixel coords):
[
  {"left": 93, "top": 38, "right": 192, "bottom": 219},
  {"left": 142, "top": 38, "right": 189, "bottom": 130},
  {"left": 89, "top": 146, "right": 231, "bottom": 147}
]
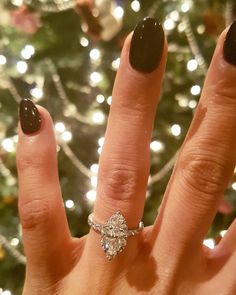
[{"left": 17, "top": 27, "right": 236, "bottom": 295}]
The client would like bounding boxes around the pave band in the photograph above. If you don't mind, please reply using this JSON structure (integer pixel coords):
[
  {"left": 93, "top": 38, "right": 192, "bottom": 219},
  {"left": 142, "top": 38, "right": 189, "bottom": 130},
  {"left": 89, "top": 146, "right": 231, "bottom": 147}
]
[{"left": 88, "top": 211, "right": 144, "bottom": 260}]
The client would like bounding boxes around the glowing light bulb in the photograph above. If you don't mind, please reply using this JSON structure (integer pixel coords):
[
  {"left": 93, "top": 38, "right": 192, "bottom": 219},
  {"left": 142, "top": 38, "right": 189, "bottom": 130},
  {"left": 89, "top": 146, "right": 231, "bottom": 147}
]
[
  {"left": 86, "top": 190, "right": 96, "bottom": 202},
  {"left": 90, "top": 72, "right": 102, "bottom": 85},
  {"left": 90, "top": 163, "right": 99, "bottom": 174},
  {"left": 61, "top": 131, "right": 72, "bottom": 142},
  {"left": 131, "top": 0, "right": 140, "bottom": 12},
  {"left": 112, "top": 57, "right": 120, "bottom": 70},
  {"left": 98, "top": 137, "right": 105, "bottom": 147},
  {"left": 220, "top": 230, "right": 227, "bottom": 238},
  {"left": 107, "top": 96, "right": 112, "bottom": 105},
  {"left": 181, "top": 2, "right": 190, "bottom": 12},
  {"left": 197, "top": 25, "right": 205, "bottom": 34},
  {"left": 203, "top": 238, "right": 215, "bottom": 249},
  {"left": 150, "top": 140, "right": 164, "bottom": 152},
  {"left": 187, "top": 59, "right": 198, "bottom": 71},
  {"left": 170, "top": 10, "right": 180, "bottom": 22},
  {"left": 12, "top": 0, "right": 23, "bottom": 6},
  {"left": 96, "top": 94, "right": 105, "bottom": 104},
  {"left": 11, "top": 238, "right": 19, "bottom": 246},
  {"left": 30, "top": 87, "right": 43, "bottom": 99},
  {"left": 89, "top": 48, "right": 101, "bottom": 61},
  {"left": 80, "top": 37, "right": 89, "bottom": 47},
  {"left": 191, "top": 85, "right": 201, "bottom": 96},
  {"left": 91, "top": 175, "right": 98, "bottom": 187},
  {"left": 97, "top": 147, "right": 103, "bottom": 155},
  {"left": 0, "top": 55, "right": 7, "bottom": 65},
  {"left": 2, "top": 138, "right": 15, "bottom": 152},
  {"left": 65, "top": 199, "right": 75, "bottom": 209},
  {"left": 188, "top": 99, "right": 197, "bottom": 109},
  {"left": 178, "top": 97, "right": 189, "bottom": 108},
  {"left": 21, "top": 44, "right": 35, "bottom": 60},
  {"left": 232, "top": 182, "right": 236, "bottom": 191},
  {"left": 171, "top": 124, "right": 181, "bottom": 137},
  {"left": 92, "top": 111, "right": 105, "bottom": 124},
  {"left": 55, "top": 122, "right": 66, "bottom": 133},
  {"left": 164, "top": 18, "right": 175, "bottom": 31},
  {"left": 113, "top": 6, "right": 124, "bottom": 19},
  {"left": 16, "top": 61, "right": 28, "bottom": 74}
]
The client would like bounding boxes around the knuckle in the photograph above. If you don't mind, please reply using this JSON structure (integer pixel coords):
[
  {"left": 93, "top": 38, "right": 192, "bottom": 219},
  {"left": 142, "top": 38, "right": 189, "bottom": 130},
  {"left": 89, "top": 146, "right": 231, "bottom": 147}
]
[
  {"left": 19, "top": 199, "right": 49, "bottom": 230},
  {"left": 178, "top": 152, "right": 227, "bottom": 197},
  {"left": 100, "top": 162, "right": 141, "bottom": 202}
]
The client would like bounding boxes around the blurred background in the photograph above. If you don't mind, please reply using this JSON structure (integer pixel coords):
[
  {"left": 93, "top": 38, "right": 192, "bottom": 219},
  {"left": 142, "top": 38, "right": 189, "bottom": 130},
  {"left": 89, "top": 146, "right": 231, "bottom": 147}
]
[{"left": 0, "top": 0, "right": 236, "bottom": 293}]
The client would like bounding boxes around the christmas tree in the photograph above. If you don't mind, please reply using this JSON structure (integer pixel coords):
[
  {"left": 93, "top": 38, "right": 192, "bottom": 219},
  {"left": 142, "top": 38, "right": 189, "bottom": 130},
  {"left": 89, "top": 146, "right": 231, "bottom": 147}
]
[{"left": 0, "top": 0, "right": 236, "bottom": 294}]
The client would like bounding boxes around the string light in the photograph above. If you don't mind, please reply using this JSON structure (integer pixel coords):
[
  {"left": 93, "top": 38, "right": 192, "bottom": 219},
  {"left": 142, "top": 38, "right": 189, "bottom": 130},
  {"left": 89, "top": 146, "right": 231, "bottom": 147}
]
[
  {"left": 171, "top": 124, "right": 182, "bottom": 137},
  {"left": 55, "top": 122, "right": 66, "bottom": 133},
  {"left": 0, "top": 55, "right": 7, "bottom": 65},
  {"left": 181, "top": 1, "right": 191, "bottom": 13},
  {"left": 65, "top": 199, "right": 75, "bottom": 209},
  {"left": 92, "top": 110, "right": 105, "bottom": 124},
  {"left": 197, "top": 25, "right": 205, "bottom": 34},
  {"left": 203, "top": 238, "right": 215, "bottom": 249},
  {"left": 187, "top": 59, "right": 198, "bottom": 71},
  {"left": 98, "top": 137, "right": 105, "bottom": 147},
  {"left": 90, "top": 163, "right": 99, "bottom": 174},
  {"left": 164, "top": 18, "right": 176, "bottom": 31},
  {"left": 178, "top": 97, "right": 189, "bottom": 108},
  {"left": 107, "top": 96, "right": 112, "bottom": 105},
  {"left": 113, "top": 6, "right": 124, "bottom": 20},
  {"left": 191, "top": 85, "right": 201, "bottom": 96},
  {"left": 131, "top": 0, "right": 140, "bottom": 12},
  {"left": 97, "top": 147, "right": 103, "bottom": 155},
  {"left": 21, "top": 45, "right": 35, "bottom": 60},
  {"left": 89, "top": 48, "right": 101, "bottom": 61},
  {"left": 169, "top": 10, "right": 180, "bottom": 22},
  {"left": 10, "top": 238, "right": 19, "bottom": 247},
  {"left": 1, "top": 138, "right": 15, "bottom": 152},
  {"left": 11, "top": 0, "right": 23, "bottom": 6},
  {"left": 91, "top": 175, "right": 98, "bottom": 187},
  {"left": 220, "top": 230, "right": 227, "bottom": 238},
  {"left": 80, "top": 37, "right": 89, "bottom": 47},
  {"left": 232, "top": 182, "right": 236, "bottom": 191},
  {"left": 150, "top": 140, "right": 164, "bottom": 152},
  {"left": 2, "top": 290, "right": 12, "bottom": 295},
  {"left": 90, "top": 72, "right": 102, "bottom": 85},
  {"left": 111, "top": 57, "right": 120, "bottom": 70},
  {"left": 96, "top": 94, "right": 105, "bottom": 104},
  {"left": 30, "top": 87, "right": 43, "bottom": 100},
  {"left": 61, "top": 131, "right": 72, "bottom": 142},
  {"left": 86, "top": 190, "right": 96, "bottom": 202},
  {"left": 16, "top": 61, "right": 28, "bottom": 74},
  {"left": 188, "top": 99, "right": 197, "bottom": 109}
]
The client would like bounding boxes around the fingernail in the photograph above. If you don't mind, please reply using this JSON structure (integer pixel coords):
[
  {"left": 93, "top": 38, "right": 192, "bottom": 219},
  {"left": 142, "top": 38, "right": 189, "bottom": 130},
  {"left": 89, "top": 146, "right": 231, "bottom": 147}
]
[
  {"left": 223, "top": 21, "right": 236, "bottom": 65},
  {"left": 129, "top": 17, "right": 165, "bottom": 73},
  {"left": 19, "top": 98, "right": 42, "bottom": 134}
]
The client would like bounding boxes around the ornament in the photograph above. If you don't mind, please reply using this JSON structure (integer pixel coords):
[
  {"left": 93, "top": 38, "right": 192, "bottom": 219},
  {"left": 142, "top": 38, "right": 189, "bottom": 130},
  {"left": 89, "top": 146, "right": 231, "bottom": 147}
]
[
  {"left": 75, "top": 0, "right": 123, "bottom": 41},
  {"left": 10, "top": 5, "right": 41, "bottom": 35}
]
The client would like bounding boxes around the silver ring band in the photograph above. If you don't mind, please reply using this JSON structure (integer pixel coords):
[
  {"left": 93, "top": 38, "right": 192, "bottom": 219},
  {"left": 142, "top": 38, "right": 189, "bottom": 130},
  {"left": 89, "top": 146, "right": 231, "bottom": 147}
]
[{"left": 88, "top": 211, "right": 144, "bottom": 260}]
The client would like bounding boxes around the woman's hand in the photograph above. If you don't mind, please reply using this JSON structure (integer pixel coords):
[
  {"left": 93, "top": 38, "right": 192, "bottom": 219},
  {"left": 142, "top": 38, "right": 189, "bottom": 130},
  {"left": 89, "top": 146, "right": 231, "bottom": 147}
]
[{"left": 17, "top": 18, "right": 236, "bottom": 295}]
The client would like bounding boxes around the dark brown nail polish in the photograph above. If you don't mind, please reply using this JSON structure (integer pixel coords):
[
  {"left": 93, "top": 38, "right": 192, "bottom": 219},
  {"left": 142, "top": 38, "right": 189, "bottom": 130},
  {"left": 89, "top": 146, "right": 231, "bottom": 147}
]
[
  {"left": 129, "top": 17, "right": 165, "bottom": 73},
  {"left": 19, "top": 98, "right": 41, "bottom": 134},
  {"left": 223, "top": 21, "right": 236, "bottom": 65}
]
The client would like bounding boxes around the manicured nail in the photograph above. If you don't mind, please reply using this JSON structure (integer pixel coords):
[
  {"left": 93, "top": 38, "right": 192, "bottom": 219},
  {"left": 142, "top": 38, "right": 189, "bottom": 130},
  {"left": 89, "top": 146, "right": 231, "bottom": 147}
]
[
  {"left": 129, "top": 17, "right": 165, "bottom": 73},
  {"left": 223, "top": 21, "right": 236, "bottom": 65},
  {"left": 19, "top": 98, "right": 42, "bottom": 134}
]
